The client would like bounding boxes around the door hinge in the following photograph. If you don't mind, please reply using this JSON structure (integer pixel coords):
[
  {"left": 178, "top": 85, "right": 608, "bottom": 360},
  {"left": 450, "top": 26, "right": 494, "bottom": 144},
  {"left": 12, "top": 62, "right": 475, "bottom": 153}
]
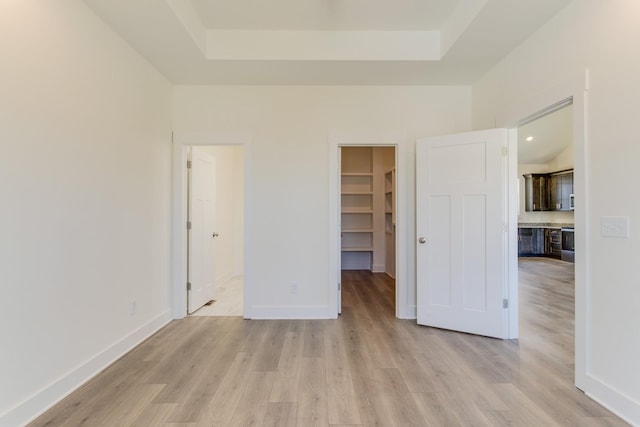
[
  {"left": 338, "top": 282, "right": 341, "bottom": 291},
  {"left": 503, "top": 298, "right": 509, "bottom": 309},
  {"left": 502, "top": 146, "right": 508, "bottom": 156},
  {"left": 186, "top": 221, "right": 192, "bottom": 230},
  {"left": 187, "top": 160, "right": 192, "bottom": 169},
  {"left": 186, "top": 282, "right": 192, "bottom": 291}
]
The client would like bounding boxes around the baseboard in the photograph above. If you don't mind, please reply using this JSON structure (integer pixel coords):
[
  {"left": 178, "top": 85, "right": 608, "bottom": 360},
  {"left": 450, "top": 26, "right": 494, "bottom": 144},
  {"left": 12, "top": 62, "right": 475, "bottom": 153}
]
[
  {"left": 385, "top": 271, "right": 396, "bottom": 279},
  {"left": 0, "top": 311, "right": 172, "bottom": 427},
  {"left": 371, "top": 264, "right": 385, "bottom": 273},
  {"left": 585, "top": 374, "right": 640, "bottom": 426},
  {"left": 398, "top": 304, "right": 417, "bottom": 320},
  {"left": 247, "top": 305, "right": 335, "bottom": 319}
]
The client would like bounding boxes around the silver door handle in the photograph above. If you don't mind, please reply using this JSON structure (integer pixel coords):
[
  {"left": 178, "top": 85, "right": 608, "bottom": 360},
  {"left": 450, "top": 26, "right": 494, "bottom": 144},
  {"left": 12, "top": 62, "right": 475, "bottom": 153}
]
[
  {"left": 418, "top": 237, "right": 426, "bottom": 244},
  {"left": 212, "top": 232, "right": 219, "bottom": 238}
]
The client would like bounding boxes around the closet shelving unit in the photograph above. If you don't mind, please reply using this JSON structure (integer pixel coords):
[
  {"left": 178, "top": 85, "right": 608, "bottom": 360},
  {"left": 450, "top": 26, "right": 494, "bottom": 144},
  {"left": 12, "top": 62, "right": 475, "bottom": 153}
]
[
  {"left": 384, "top": 168, "right": 396, "bottom": 278},
  {"left": 341, "top": 147, "right": 374, "bottom": 269},
  {"left": 341, "top": 172, "right": 374, "bottom": 253}
]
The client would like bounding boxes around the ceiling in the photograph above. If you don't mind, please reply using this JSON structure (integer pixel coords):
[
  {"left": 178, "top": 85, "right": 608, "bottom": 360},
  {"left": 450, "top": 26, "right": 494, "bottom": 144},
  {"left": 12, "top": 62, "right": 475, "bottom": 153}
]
[
  {"left": 518, "top": 104, "right": 573, "bottom": 165},
  {"left": 83, "top": 0, "right": 571, "bottom": 85},
  {"left": 190, "top": 0, "right": 458, "bottom": 31}
]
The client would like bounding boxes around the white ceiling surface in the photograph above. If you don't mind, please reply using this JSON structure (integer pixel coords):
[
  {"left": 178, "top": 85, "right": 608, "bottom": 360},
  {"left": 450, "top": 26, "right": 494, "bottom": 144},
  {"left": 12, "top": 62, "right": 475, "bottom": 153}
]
[
  {"left": 518, "top": 105, "right": 573, "bottom": 165},
  {"left": 190, "top": 0, "right": 458, "bottom": 31},
  {"left": 83, "top": 0, "right": 571, "bottom": 85}
]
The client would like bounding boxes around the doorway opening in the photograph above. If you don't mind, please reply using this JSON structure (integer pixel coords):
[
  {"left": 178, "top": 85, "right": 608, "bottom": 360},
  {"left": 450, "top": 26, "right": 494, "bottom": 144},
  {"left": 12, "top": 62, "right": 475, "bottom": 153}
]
[
  {"left": 339, "top": 146, "right": 396, "bottom": 315},
  {"left": 186, "top": 145, "right": 245, "bottom": 317},
  {"left": 515, "top": 101, "right": 577, "bottom": 377}
]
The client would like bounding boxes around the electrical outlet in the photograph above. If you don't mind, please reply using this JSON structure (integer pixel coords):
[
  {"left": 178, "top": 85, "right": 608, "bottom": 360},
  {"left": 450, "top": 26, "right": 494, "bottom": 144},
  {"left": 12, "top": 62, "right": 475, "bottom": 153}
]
[
  {"left": 601, "top": 216, "right": 630, "bottom": 238},
  {"left": 129, "top": 300, "right": 137, "bottom": 316},
  {"left": 290, "top": 282, "right": 298, "bottom": 295}
]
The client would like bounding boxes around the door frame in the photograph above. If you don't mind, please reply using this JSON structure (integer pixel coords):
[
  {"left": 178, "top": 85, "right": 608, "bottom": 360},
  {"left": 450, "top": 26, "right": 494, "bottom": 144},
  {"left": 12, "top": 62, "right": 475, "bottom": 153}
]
[
  {"left": 498, "top": 70, "right": 588, "bottom": 390},
  {"left": 171, "top": 131, "right": 252, "bottom": 319},
  {"left": 329, "top": 132, "right": 410, "bottom": 318}
]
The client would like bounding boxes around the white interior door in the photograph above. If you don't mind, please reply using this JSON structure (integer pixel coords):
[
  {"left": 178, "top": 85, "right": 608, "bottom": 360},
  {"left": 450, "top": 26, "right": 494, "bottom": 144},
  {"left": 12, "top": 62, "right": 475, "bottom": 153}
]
[
  {"left": 416, "top": 129, "right": 509, "bottom": 338},
  {"left": 188, "top": 147, "right": 216, "bottom": 314}
]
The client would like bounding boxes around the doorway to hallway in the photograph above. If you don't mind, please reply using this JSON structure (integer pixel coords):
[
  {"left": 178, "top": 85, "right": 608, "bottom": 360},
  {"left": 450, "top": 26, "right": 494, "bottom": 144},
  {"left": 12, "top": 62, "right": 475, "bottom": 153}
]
[{"left": 187, "top": 145, "right": 245, "bottom": 317}]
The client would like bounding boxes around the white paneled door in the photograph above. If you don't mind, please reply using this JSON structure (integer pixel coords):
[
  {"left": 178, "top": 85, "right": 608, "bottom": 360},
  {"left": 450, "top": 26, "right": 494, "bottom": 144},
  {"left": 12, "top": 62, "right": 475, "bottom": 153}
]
[
  {"left": 416, "top": 129, "right": 509, "bottom": 338},
  {"left": 188, "top": 147, "right": 216, "bottom": 314}
]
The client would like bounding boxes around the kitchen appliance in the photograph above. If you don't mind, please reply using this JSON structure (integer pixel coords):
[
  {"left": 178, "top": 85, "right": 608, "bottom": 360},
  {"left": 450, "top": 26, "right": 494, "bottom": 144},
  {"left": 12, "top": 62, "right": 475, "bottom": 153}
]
[{"left": 561, "top": 227, "right": 574, "bottom": 262}]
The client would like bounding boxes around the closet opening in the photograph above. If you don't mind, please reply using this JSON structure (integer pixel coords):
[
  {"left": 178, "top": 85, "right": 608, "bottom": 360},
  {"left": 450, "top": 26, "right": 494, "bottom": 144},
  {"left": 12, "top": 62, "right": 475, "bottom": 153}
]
[{"left": 339, "top": 146, "right": 396, "bottom": 314}]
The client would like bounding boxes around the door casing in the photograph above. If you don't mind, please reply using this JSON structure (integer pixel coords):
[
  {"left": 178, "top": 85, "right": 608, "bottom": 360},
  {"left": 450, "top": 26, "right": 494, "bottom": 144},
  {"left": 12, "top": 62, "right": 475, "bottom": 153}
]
[
  {"left": 329, "top": 132, "right": 410, "bottom": 319},
  {"left": 171, "top": 132, "right": 251, "bottom": 319},
  {"left": 498, "top": 70, "right": 588, "bottom": 391}
]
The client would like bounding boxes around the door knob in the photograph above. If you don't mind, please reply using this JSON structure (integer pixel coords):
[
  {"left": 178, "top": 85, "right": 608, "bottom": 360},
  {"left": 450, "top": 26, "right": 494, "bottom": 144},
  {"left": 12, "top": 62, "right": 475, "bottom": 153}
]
[
  {"left": 212, "top": 232, "right": 219, "bottom": 238},
  {"left": 418, "top": 237, "right": 426, "bottom": 244}
]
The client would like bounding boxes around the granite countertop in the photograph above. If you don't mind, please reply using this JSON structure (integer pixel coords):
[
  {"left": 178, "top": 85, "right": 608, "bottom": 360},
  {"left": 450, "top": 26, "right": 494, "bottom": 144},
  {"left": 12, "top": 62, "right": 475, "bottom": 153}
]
[{"left": 518, "top": 222, "right": 574, "bottom": 229}]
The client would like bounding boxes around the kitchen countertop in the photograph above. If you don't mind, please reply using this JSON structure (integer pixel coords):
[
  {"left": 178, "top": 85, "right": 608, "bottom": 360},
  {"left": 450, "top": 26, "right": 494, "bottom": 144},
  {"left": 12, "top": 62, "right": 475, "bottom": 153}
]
[{"left": 518, "top": 223, "right": 574, "bottom": 229}]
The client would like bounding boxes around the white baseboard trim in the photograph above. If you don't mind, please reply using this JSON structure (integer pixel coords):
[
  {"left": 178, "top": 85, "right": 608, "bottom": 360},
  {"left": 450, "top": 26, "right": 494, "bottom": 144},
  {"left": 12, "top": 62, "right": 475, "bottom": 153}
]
[
  {"left": 385, "top": 272, "right": 396, "bottom": 279},
  {"left": 1, "top": 311, "right": 172, "bottom": 427},
  {"left": 247, "top": 305, "right": 335, "bottom": 319},
  {"left": 585, "top": 374, "right": 640, "bottom": 426},
  {"left": 371, "top": 264, "right": 385, "bottom": 273},
  {"left": 398, "top": 304, "right": 417, "bottom": 320}
]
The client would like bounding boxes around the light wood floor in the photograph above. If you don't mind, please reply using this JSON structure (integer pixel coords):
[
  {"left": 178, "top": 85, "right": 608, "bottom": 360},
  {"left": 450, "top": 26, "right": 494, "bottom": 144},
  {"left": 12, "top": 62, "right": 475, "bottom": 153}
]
[{"left": 30, "top": 258, "right": 628, "bottom": 426}]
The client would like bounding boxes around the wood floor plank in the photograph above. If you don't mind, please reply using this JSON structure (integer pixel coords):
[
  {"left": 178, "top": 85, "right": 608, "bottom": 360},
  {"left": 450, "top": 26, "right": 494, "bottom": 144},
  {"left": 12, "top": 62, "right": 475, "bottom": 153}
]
[
  {"left": 196, "top": 351, "right": 254, "bottom": 427},
  {"left": 128, "top": 403, "right": 178, "bottom": 426},
  {"left": 269, "top": 328, "right": 304, "bottom": 403},
  {"left": 295, "top": 357, "right": 329, "bottom": 426},
  {"left": 228, "top": 371, "right": 276, "bottom": 426},
  {"left": 324, "top": 321, "right": 361, "bottom": 425},
  {"left": 263, "top": 402, "right": 297, "bottom": 427}
]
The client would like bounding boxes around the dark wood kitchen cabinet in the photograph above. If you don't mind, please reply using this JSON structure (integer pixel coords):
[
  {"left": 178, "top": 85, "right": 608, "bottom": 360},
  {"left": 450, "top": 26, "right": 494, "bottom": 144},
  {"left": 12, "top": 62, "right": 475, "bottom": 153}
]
[
  {"left": 524, "top": 169, "right": 574, "bottom": 212},
  {"left": 518, "top": 228, "right": 545, "bottom": 256},
  {"left": 544, "top": 228, "right": 562, "bottom": 259},
  {"left": 523, "top": 174, "right": 550, "bottom": 211},
  {"left": 549, "top": 171, "right": 573, "bottom": 211}
]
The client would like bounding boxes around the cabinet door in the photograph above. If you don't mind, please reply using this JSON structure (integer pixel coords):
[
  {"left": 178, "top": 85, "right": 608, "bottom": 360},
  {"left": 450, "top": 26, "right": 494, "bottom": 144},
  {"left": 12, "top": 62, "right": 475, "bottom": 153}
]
[
  {"left": 560, "top": 173, "right": 573, "bottom": 210},
  {"left": 548, "top": 175, "right": 560, "bottom": 210},
  {"left": 524, "top": 174, "right": 549, "bottom": 211},
  {"left": 534, "top": 228, "right": 546, "bottom": 255},
  {"left": 518, "top": 228, "right": 535, "bottom": 255}
]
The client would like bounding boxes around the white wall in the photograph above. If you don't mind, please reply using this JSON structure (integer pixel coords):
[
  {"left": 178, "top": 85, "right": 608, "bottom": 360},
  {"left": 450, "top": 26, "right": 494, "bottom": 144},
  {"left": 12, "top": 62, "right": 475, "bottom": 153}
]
[
  {"left": 0, "top": 1, "right": 173, "bottom": 425},
  {"left": 173, "top": 85, "right": 472, "bottom": 318},
  {"left": 473, "top": 1, "right": 640, "bottom": 423},
  {"left": 197, "top": 145, "right": 244, "bottom": 288}
]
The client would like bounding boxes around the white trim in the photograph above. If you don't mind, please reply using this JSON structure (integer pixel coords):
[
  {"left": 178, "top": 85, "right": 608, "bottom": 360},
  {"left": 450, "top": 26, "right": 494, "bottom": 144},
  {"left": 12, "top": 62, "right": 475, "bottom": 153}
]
[
  {"left": 506, "top": 129, "right": 519, "bottom": 339},
  {"left": 328, "top": 131, "right": 409, "bottom": 319},
  {"left": 497, "top": 69, "right": 589, "bottom": 390},
  {"left": 585, "top": 378, "right": 640, "bottom": 427},
  {"left": 0, "top": 312, "right": 171, "bottom": 427},
  {"left": 171, "top": 131, "right": 252, "bottom": 319},
  {"left": 248, "top": 305, "right": 335, "bottom": 319}
]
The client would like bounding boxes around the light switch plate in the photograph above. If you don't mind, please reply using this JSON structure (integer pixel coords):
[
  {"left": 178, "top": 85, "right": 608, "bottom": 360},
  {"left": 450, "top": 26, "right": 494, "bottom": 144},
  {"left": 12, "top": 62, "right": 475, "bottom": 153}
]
[{"left": 601, "top": 216, "right": 630, "bottom": 238}]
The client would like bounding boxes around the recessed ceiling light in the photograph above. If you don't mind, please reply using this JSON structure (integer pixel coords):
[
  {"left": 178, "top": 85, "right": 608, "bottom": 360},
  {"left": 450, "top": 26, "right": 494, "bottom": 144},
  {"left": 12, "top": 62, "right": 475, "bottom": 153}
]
[{"left": 526, "top": 136, "right": 534, "bottom": 142}]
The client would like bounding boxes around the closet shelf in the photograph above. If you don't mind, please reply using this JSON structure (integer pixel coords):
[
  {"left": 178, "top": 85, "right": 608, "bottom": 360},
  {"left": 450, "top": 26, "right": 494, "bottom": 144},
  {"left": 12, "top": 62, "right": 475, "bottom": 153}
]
[
  {"left": 341, "top": 209, "right": 374, "bottom": 214},
  {"left": 342, "top": 191, "right": 373, "bottom": 195},
  {"left": 341, "top": 247, "right": 374, "bottom": 252},
  {"left": 341, "top": 172, "right": 373, "bottom": 177}
]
